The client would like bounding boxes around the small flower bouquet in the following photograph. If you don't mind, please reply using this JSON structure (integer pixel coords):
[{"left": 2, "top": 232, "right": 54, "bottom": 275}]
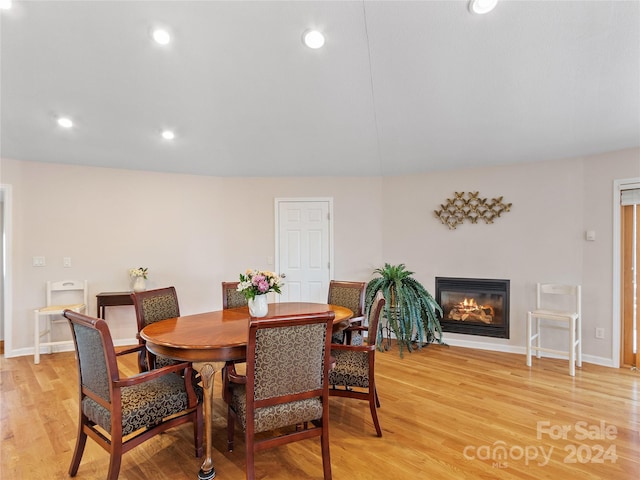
[
  {"left": 237, "top": 269, "right": 283, "bottom": 300},
  {"left": 129, "top": 267, "right": 148, "bottom": 279}
]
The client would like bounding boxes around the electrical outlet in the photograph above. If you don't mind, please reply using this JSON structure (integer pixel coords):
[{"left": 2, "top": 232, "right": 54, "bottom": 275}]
[{"left": 595, "top": 328, "right": 605, "bottom": 339}]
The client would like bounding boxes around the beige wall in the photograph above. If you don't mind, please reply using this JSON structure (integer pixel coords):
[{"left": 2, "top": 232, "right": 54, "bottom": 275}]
[
  {"left": 0, "top": 159, "right": 383, "bottom": 355},
  {"left": 380, "top": 148, "right": 639, "bottom": 362},
  {"left": 1, "top": 147, "right": 638, "bottom": 363}
]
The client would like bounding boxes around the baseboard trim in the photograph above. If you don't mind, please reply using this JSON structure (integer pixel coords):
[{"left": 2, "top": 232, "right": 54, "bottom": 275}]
[
  {"left": 4, "top": 335, "right": 617, "bottom": 369},
  {"left": 4, "top": 337, "right": 138, "bottom": 359},
  {"left": 441, "top": 337, "right": 616, "bottom": 368}
]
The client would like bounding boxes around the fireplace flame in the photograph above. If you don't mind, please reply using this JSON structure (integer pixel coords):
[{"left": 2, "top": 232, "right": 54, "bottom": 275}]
[
  {"left": 463, "top": 298, "right": 476, "bottom": 308},
  {"left": 448, "top": 297, "right": 494, "bottom": 324}
]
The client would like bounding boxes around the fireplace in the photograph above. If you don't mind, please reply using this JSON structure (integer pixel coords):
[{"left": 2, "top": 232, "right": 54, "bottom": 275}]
[{"left": 435, "top": 277, "right": 510, "bottom": 338}]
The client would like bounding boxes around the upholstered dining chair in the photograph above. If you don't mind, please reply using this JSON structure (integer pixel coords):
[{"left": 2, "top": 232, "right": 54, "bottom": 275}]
[
  {"left": 327, "top": 280, "right": 366, "bottom": 345},
  {"left": 222, "top": 281, "right": 248, "bottom": 309},
  {"left": 221, "top": 281, "right": 249, "bottom": 375},
  {"left": 329, "top": 295, "right": 386, "bottom": 437},
  {"left": 131, "top": 286, "right": 181, "bottom": 372},
  {"left": 63, "top": 309, "right": 203, "bottom": 480},
  {"left": 224, "top": 311, "right": 335, "bottom": 480}
]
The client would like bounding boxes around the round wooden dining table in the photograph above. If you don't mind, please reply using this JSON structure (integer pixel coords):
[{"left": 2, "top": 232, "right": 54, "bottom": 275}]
[{"left": 140, "top": 302, "right": 353, "bottom": 480}]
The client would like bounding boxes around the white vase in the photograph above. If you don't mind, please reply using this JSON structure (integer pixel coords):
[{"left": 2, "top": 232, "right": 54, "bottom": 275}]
[
  {"left": 132, "top": 276, "right": 146, "bottom": 292},
  {"left": 248, "top": 294, "right": 268, "bottom": 317}
]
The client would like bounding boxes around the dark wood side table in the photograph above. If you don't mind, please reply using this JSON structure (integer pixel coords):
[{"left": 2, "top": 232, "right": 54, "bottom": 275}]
[{"left": 96, "top": 291, "right": 134, "bottom": 319}]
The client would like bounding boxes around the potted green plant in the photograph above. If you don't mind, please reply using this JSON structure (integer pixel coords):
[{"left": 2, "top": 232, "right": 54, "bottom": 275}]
[{"left": 365, "top": 263, "right": 444, "bottom": 354}]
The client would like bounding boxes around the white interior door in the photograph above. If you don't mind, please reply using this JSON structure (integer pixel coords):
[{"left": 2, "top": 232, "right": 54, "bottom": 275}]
[{"left": 276, "top": 199, "right": 333, "bottom": 303}]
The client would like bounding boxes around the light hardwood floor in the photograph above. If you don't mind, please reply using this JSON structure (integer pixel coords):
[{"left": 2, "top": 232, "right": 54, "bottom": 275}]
[{"left": 1, "top": 344, "right": 638, "bottom": 479}]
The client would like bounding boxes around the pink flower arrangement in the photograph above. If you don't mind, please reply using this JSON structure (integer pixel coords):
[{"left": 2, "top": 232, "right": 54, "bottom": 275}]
[{"left": 237, "top": 269, "right": 283, "bottom": 300}]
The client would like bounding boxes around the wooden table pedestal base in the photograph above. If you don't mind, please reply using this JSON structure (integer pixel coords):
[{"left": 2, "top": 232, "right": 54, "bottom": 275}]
[{"left": 194, "top": 361, "right": 225, "bottom": 480}]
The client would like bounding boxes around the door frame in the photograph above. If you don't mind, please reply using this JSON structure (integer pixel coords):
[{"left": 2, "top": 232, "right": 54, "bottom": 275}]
[
  {"left": 274, "top": 197, "right": 334, "bottom": 302},
  {"left": 612, "top": 177, "right": 640, "bottom": 368}
]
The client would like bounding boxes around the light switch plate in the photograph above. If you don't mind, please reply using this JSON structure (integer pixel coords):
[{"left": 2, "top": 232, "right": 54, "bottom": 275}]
[{"left": 33, "top": 256, "right": 46, "bottom": 267}]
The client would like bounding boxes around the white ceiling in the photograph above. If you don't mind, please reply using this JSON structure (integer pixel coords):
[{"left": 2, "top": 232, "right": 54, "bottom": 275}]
[{"left": 1, "top": 0, "right": 639, "bottom": 177}]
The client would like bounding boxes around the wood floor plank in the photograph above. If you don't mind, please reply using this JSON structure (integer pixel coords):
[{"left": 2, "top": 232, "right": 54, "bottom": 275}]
[{"left": 1, "top": 344, "right": 638, "bottom": 479}]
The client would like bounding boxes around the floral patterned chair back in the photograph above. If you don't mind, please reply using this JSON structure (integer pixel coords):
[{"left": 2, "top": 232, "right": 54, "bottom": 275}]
[
  {"left": 222, "top": 281, "right": 248, "bottom": 309},
  {"left": 224, "top": 311, "right": 335, "bottom": 480},
  {"left": 131, "top": 286, "right": 181, "bottom": 372}
]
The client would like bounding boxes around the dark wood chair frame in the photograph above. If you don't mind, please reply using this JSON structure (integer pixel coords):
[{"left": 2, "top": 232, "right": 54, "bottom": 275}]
[
  {"left": 329, "top": 297, "right": 385, "bottom": 437},
  {"left": 131, "top": 286, "right": 180, "bottom": 372},
  {"left": 224, "top": 311, "right": 335, "bottom": 480},
  {"left": 328, "top": 280, "right": 366, "bottom": 344},
  {"left": 64, "top": 309, "right": 203, "bottom": 480},
  {"left": 222, "top": 281, "right": 247, "bottom": 309}
]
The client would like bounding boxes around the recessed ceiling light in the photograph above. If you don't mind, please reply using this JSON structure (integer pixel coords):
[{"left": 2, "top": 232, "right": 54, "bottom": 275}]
[
  {"left": 152, "top": 28, "right": 171, "bottom": 45},
  {"left": 57, "top": 117, "right": 73, "bottom": 128},
  {"left": 0, "top": 0, "right": 12, "bottom": 10},
  {"left": 469, "top": 0, "right": 498, "bottom": 15},
  {"left": 161, "top": 130, "right": 175, "bottom": 140},
  {"left": 303, "top": 30, "right": 325, "bottom": 49}
]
